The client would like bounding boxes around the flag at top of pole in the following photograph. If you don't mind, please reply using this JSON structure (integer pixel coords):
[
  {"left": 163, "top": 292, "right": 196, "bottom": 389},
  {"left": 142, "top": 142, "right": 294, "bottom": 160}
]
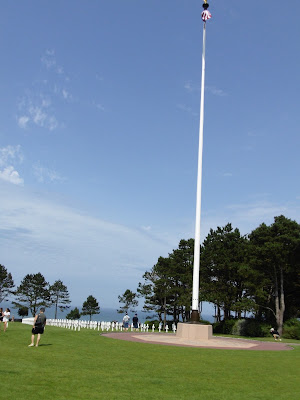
[{"left": 201, "top": 1, "right": 212, "bottom": 21}]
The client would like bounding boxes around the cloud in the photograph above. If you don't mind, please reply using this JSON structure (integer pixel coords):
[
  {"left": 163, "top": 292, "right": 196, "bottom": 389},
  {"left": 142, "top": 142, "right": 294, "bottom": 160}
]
[
  {"left": 222, "top": 172, "right": 233, "bottom": 177},
  {"left": 0, "top": 146, "right": 24, "bottom": 186},
  {"left": 184, "top": 81, "right": 227, "bottom": 97},
  {"left": 0, "top": 166, "right": 24, "bottom": 185},
  {"left": 18, "top": 116, "right": 30, "bottom": 129},
  {"left": 0, "top": 184, "right": 171, "bottom": 306},
  {"left": 0, "top": 145, "right": 24, "bottom": 166},
  {"left": 17, "top": 94, "right": 58, "bottom": 131},
  {"left": 41, "top": 49, "right": 64, "bottom": 75},
  {"left": 177, "top": 104, "right": 198, "bottom": 117},
  {"left": 95, "top": 103, "right": 105, "bottom": 111},
  {"left": 205, "top": 86, "right": 227, "bottom": 97},
  {"left": 184, "top": 81, "right": 199, "bottom": 93},
  {"left": 33, "top": 163, "right": 65, "bottom": 183}
]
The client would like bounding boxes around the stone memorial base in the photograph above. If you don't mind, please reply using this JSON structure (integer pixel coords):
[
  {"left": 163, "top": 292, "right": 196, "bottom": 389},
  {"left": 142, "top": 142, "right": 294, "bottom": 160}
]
[{"left": 176, "top": 322, "right": 212, "bottom": 340}]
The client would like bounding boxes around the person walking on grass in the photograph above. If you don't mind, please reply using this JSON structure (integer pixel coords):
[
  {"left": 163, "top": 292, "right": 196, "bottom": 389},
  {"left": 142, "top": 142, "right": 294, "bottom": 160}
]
[
  {"left": 28, "top": 308, "right": 47, "bottom": 347},
  {"left": 3, "top": 308, "right": 10, "bottom": 332}
]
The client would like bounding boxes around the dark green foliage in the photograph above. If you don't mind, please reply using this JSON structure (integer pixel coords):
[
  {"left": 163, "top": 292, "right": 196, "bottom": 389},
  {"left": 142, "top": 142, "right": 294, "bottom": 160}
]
[
  {"left": 213, "top": 319, "right": 236, "bottom": 334},
  {"left": 118, "top": 289, "right": 138, "bottom": 313},
  {"left": 248, "top": 215, "right": 300, "bottom": 334},
  {"left": 283, "top": 319, "right": 300, "bottom": 340},
  {"left": 0, "top": 264, "right": 14, "bottom": 302},
  {"left": 17, "top": 306, "right": 28, "bottom": 317},
  {"left": 200, "top": 224, "right": 251, "bottom": 320},
  {"left": 138, "top": 239, "right": 194, "bottom": 324},
  {"left": 231, "top": 319, "right": 269, "bottom": 337},
  {"left": 66, "top": 307, "right": 81, "bottom": 320},
  {"left": 82, "top": 295, "right": 100, "bottom": 321},
  {"left": 13, "top": 272, "right": 50, "bottom": 316},
  {"left": 144, "top": 319, "right": 160, "bottom": 329},
  {"left": 136, "top": 215, "right": 300, "bottom": 332},
  {"left": 50, "top": 279, "right": 71, "bottom": 319}
]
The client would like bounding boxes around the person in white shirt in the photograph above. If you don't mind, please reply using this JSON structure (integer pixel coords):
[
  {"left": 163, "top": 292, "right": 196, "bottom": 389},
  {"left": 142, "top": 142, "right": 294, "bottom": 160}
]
[
  {"left": 3, "top": 308, "right": 10, "bottom": 332},
  {"left": 123, "top": 312, "right": 130, "bottom": 331}
]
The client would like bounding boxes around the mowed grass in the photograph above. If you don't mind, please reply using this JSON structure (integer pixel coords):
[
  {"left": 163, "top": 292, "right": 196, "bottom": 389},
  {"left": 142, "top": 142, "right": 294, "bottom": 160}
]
[{"left": 0, "top": 323, "right": 299, "bottom": 400}]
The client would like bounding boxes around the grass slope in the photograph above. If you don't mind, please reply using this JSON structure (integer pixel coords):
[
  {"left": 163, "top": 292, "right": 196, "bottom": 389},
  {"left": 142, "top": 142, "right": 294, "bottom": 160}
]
[{"left": 0, "top": 323, "right": 299, "bottom": 400}]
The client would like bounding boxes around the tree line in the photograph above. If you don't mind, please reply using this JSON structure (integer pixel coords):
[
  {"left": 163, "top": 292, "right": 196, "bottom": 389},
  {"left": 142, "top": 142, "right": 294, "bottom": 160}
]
[
  {"left": 118, "top": 215, "right": 300, "bottom": 334},
  {"left": 0, "top": 269, "right": 100, "bottom": 321}
]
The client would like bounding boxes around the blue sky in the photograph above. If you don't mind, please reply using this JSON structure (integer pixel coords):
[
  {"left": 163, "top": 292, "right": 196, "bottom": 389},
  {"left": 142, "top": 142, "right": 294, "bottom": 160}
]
[{"left": 0, "top": 1, "right": 299, "bottom": 312}]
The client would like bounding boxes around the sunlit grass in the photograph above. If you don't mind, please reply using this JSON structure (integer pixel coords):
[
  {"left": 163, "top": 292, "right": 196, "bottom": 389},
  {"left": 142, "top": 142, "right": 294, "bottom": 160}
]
[{"left": 1, "top": 323, "right": 299, "bottom": 400}]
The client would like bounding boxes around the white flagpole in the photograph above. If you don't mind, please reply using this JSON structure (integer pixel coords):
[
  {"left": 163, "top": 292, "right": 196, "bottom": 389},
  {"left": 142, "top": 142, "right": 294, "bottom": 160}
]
[{"left": 191, "top": 6, "right": 209, "bottom": 323}]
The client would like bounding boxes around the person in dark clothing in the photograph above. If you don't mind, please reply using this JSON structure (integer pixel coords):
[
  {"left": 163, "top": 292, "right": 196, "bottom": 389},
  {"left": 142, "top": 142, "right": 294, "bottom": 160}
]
[
  {"left": 270, "top": 328, "right": 281, "bottom": 341},
  {"left": 132, "top": 314, "right": 139, "bottom": 331},
  {"left": 28, "top": 308, "right": 47, "bottom": 347}
]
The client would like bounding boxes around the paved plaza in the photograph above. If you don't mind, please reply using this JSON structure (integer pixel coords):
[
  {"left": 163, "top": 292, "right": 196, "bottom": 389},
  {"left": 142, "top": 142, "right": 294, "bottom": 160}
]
[{"left": 102, "top": 331, "right": 293, "bottom": 351}]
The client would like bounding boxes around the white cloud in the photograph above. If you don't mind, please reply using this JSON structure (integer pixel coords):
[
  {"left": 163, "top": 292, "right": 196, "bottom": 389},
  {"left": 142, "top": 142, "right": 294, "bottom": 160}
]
[
  {"left": 141, "top": 226, "right": 151, "bottom": 231},
  {"left": 222, "top": 172, "right": 233, "bottom": 177},
  {"left": 96, "top": 103, "right": 105, "bottom": 111},
  {"left": 177, "top": 104, "right": 198, "bottom": 117},
  {"left": 184, "top": 81, "right": 199, "bottom": 92},
  {"left": 184, "top": 81, "right": 227, "bottom": 97},
  {"left": 206, "top": 86, "right": 227, "bottom": 97},
  {"left": 0, "top": 146, "right": 24, "bottom": 186},
  {"left": 17, "top": 94, "right": 58, "bottom": 131},
  {"left": 18, "top": 116, "right": 30, "bottom": 129},
  {"left": 0, "top": 184, "right": 171, "bottom": 306},
  {"left": 0, "top": 145, "right": 23, "bottom": 166},
  {"left": 33, "top": 163, "right": 65, "bottom": 183},
  {"left": 0, "top": 166, "right": 24, "bottom": 185}
]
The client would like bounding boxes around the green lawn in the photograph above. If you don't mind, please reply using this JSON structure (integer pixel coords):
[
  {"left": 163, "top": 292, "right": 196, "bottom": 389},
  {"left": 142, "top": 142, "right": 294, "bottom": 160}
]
[{"left": 1, "top": 323, "right": 299, "bottom": 400}]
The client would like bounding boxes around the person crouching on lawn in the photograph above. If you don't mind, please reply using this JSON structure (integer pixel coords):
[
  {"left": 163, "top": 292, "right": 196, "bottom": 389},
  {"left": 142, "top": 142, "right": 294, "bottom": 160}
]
[
  {"left": 29, "top": 307, "right": 47, "bottom": 347},
  {"left": 270, "top": 327, "right": 282, "bottom": 341}
]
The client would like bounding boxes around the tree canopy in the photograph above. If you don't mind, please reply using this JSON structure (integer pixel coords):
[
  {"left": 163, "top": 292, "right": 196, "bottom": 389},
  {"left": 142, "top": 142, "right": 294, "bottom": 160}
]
[
  {"left": 0, "top": 264, "right": 14, "bottom": 302},
  {"left": 136, "top": 216, "right": 300, "bottom": 330},
  {"left": 118, "top": 289, "right": 138, "bottom": 313},
  {"left": 50, "top": 279, "right": 71, "bottom": 319},
  {"left": 82, "top": 295, "right": 100, "bottom": 321},
  {"left": 13, "top": 272, "right": 50, "bottom": 316}
]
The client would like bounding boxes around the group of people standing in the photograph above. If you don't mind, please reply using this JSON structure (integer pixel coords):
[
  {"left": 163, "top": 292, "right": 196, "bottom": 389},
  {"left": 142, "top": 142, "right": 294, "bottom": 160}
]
[
  {"left": 122, "top": 312, "right": 139, "bottom": 331},
  {"left": 0, "top": 308, "right": 10, "bottom": 332}
]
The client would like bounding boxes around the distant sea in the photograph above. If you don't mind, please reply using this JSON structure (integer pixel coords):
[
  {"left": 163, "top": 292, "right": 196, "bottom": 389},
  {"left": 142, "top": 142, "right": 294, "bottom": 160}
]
[{"left": 2, "top": 303, "right": 214, "bottom": 324}]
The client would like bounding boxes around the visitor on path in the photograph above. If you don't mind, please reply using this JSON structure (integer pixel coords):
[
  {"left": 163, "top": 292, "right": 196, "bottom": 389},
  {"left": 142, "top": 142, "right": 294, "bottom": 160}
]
[
  {"left": 123, "top": 312, "right": 130, "bottom": 331},
  {"left": 3, "top": 308, "right": 10, "bottom": 332},
  {"left": 270, "top": 328, "right": 281, "bottom": 341},
  {"left": 132, "top": 314, "right": 139, "bottom": 331},
  {"left": 28, "top": 308, "right": 47, "bottom": 347}
]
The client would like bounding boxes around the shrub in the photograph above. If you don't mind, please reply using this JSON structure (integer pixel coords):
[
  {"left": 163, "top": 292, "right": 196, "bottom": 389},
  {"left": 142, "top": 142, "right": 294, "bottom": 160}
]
[
  {"left": 213, "top": 319, "right": 235, "bottom": 334},
  {"left": 283, "top": 319, "right": 300, "bottom": 340},
  {"left": 231, "top": 319, "right": 269, "bottom": 337}
]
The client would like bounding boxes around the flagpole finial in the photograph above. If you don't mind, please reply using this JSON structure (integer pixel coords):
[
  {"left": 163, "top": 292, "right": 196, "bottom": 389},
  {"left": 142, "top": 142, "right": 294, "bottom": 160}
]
[{"left": 203, "top": 2, "right": 209, "bottom": 10}]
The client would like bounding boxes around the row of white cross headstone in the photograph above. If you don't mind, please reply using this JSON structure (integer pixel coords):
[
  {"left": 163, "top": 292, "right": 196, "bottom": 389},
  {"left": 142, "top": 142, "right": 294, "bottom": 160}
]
[{"left": 46, "top": 319, "right": 177, "bottom": 333}]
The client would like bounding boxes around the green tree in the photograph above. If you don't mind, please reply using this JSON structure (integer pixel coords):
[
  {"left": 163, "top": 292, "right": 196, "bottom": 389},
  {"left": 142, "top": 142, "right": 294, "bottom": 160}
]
[
  {"left": 138, "top": 239, "right": 194, "bottom": 325},
  {"left": 18, "top": 306, "right": 29, "bottom": 317},
  {"left": 118, "top": 289, "right": 138, "bottom": 313},
  {"left": 66, "top": 307, "right": 81, "bottom": 320},
  {"left": 248, "top": 215, "right": 300, "bottom": 334},
  {"left": 82, "top": 295, "right": 100, "bottom": 321},
  {"left": 13, "top": 273, "right": 50, "bottom": 316},
  {"left": 50, "top": 280, "right": 71, "bottom": 319},
  {"left": 0, "top": 264, "right": 14, "bottom": 302},
  {"left": 200, "top": 224, "right": 251, "bottom": 320}
]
